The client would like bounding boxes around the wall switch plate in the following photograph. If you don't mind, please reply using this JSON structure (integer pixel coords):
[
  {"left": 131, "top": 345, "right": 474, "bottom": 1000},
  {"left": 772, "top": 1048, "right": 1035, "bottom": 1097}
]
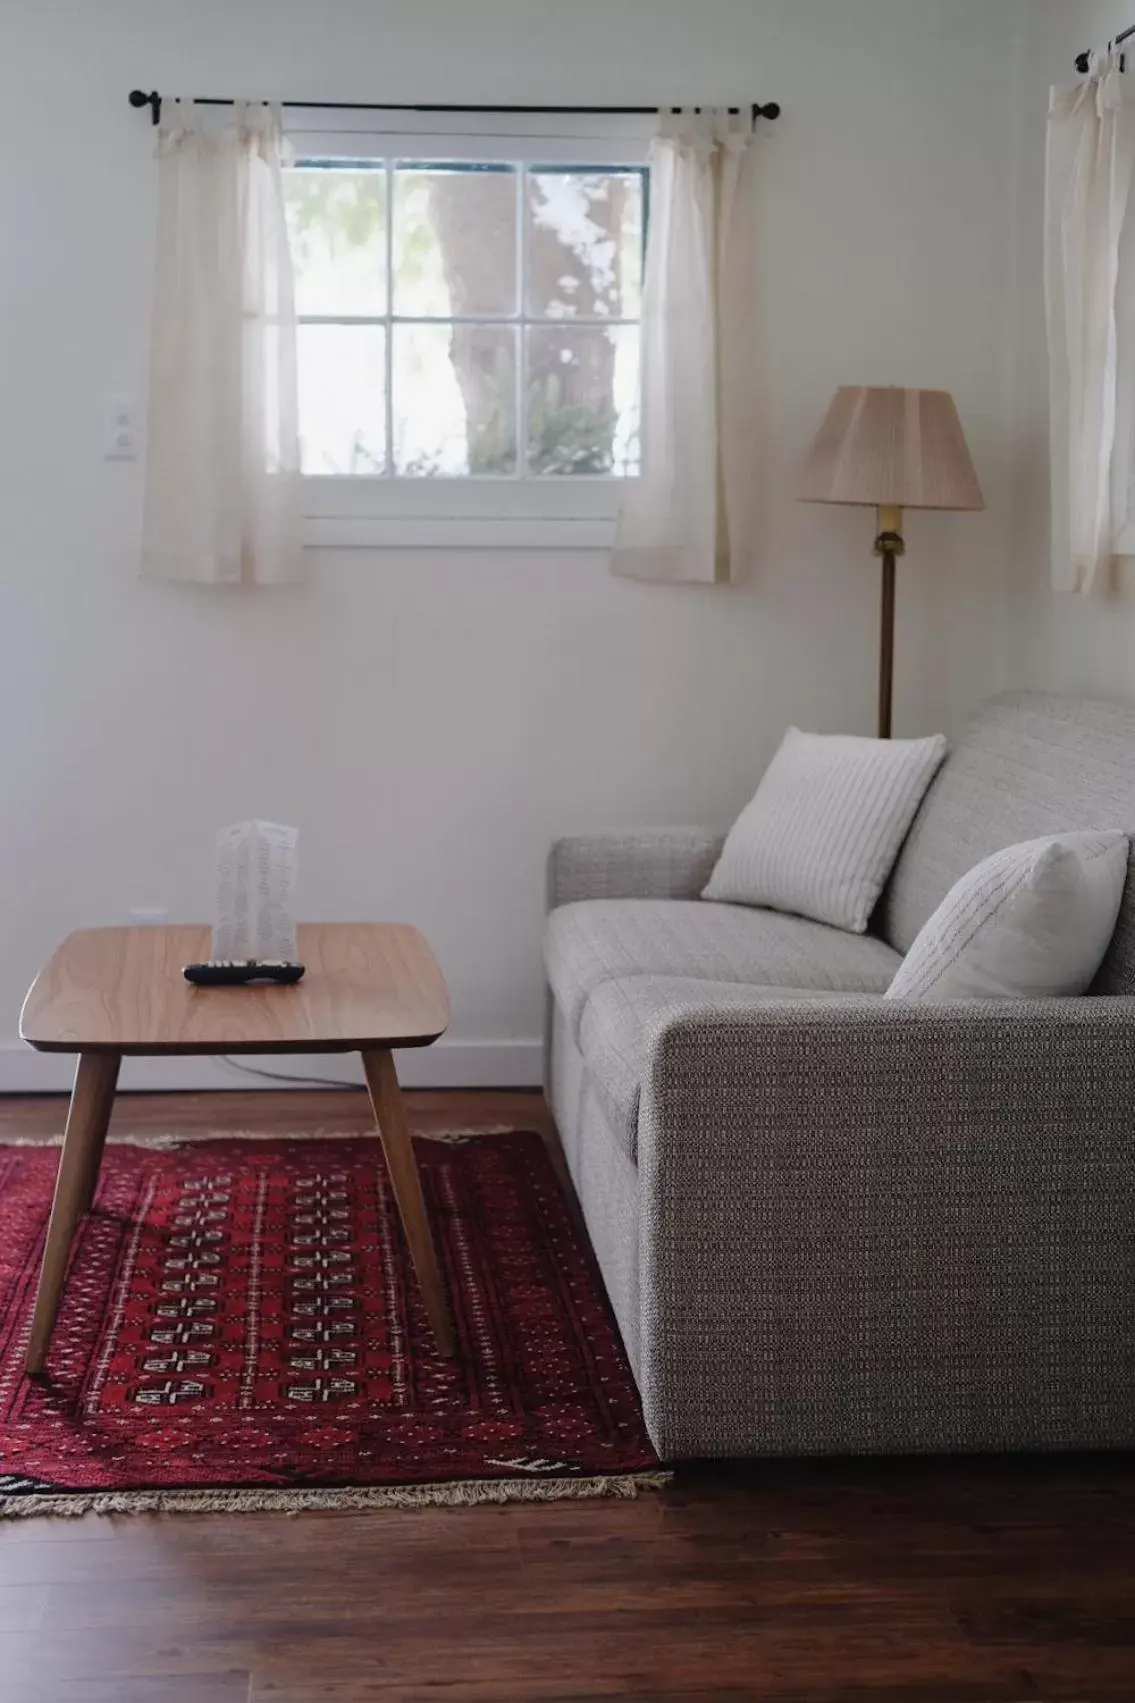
[{"left": 104, "top": 394, "right": 139, "bottom": 460}]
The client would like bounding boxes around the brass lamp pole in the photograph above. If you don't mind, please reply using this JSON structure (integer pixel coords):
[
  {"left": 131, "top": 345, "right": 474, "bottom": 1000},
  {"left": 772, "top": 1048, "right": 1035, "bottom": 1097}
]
[
  {"left": 798, "top": 388, "right": 984, "bottom": 739},
  {"left": 875, "top": 503, "right": 904, "bottom": 742}
]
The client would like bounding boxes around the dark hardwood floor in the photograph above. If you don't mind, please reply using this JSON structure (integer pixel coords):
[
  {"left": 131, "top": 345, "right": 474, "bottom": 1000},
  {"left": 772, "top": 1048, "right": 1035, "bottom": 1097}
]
[{"left": 1, "top": 1089, "right": 1134, "bottom": 1702}]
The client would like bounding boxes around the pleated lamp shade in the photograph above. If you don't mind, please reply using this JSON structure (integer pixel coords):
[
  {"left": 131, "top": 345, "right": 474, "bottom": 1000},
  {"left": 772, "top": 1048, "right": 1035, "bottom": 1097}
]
[{"left": 798, "top": 387, "right": 985, "bottom": 512}]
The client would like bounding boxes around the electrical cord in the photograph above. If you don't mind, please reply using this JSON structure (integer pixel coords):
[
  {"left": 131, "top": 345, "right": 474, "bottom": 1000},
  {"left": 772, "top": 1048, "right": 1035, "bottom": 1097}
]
[{"left": 219, "top": 1056, "right": 362, "bottom": 1090}]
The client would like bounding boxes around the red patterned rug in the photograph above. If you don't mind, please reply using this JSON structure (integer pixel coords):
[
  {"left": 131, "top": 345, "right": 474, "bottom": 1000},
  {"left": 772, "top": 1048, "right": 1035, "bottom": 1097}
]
[{"left": 0, "top": 1131, "right": 663, "bottom": 1517}]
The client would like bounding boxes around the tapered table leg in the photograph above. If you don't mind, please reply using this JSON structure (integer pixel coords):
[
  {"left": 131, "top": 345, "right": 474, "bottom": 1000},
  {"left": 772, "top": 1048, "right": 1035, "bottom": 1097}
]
[
  {"left": 75, "top": 1057, "right": 119, "bottom": 1218},
  {"left": 26, "top": 1050, "right": 121, "bottom": 1376},
  {"left": 362, "top": 1048, "right": 456, "bottom": 1358}
]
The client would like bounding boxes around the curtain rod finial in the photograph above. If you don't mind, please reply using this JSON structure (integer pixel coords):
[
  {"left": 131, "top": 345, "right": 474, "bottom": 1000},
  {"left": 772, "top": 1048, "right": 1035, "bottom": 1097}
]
[{"left": 129, "top": 89, "right": 161, "bottom": 124}]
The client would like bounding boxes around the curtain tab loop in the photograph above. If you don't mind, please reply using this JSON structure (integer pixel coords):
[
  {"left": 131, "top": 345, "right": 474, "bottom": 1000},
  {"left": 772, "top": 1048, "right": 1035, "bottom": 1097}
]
[
  {"left": 156, "top": 97, "right": 198, "bottom": 149},
  {"left": 1100, "top": 56, "right": 1122, "bottom": 111}
]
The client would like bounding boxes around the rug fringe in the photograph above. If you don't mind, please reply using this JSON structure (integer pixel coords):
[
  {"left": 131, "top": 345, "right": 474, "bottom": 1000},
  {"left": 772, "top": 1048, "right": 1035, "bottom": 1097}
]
[
  {"left": 0, "top": 1127, "right": 516, "bottom": 1149},
  {"left": 0, "top": 1472, "right": 671, "bottom": 1521}
]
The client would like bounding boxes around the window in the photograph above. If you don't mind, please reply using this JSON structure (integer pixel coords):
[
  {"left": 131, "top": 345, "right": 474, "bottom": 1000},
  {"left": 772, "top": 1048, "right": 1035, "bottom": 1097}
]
[{"left": 283, "top": 113, "right": 650, "bottom": 548}]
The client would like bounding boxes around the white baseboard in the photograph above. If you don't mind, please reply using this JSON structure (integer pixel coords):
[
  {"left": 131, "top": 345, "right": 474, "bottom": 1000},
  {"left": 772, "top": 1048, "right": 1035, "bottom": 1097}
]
[{"left": 0, "top": 1039, "right": 543, "bottom": 1095}]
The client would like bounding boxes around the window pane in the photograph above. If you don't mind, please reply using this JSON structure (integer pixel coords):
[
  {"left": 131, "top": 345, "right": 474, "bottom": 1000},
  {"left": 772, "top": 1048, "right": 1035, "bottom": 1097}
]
[
  {"left": 297, "top": 324, "right": 386, "bottom": 475},
  {"left": 393, "top": 166, "right": 518, "bottom": 318},
  {"left": 527, "top": 325, "right": 640, "bottom": 476},
  {"left": 526, "top": 171, "right": 644, "bottom": 321},
  {"left": 285, "top": 167, "right": 387, "bottom": 317},
  {"left": 393, "top": 323, "right": 517, "bottom": 476}
]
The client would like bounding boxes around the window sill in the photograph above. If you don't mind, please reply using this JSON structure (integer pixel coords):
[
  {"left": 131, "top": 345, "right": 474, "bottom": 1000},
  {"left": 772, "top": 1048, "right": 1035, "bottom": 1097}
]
[
  {"left": 304, "top": 514, "right": 618, "bottom": 551},
  {"left": 302, "top": 475, "right": 625, "bottom": 551}
]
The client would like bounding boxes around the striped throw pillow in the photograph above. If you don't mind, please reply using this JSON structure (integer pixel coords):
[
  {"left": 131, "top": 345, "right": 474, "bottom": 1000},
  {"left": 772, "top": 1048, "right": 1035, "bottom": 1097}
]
[
  {"left": 886, "top": 831, "right": 1129, "bottom": 1000},
  {"left": 703, "top": 727, "right": 948, "bottom": 933}
]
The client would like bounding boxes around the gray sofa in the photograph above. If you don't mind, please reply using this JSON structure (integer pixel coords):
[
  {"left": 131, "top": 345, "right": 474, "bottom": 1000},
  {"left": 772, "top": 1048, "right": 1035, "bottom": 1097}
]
[{"left": 543, "top": 691, "right": 1135, "bottom": 1460}]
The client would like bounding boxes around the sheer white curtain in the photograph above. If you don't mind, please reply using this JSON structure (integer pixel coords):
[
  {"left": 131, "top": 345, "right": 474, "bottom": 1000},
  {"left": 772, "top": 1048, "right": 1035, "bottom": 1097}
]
[
  {"left": 143, "top": 102, "right": 302, "bottom": 586},
  {"left": 611, "top": 108, "right": 759, "bottom": 585},
  {"left": 1046, "top": 52, "right": 1135, "bottom": 594}
]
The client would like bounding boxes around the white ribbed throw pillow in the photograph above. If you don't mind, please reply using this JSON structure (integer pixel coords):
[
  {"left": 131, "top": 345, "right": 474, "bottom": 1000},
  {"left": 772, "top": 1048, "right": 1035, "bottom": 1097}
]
[
  {"left": 886, "top": 831, "right": 1129, "bottom": 1001},
  {"left": 703, "top": 727, "right": 948, "bottom": 933}
]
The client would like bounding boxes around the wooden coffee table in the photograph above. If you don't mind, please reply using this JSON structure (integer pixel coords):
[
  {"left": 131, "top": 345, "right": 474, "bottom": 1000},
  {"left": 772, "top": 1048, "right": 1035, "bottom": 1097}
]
[{"left": 18, "top": 923, "right": 456, "bottom": 1376}]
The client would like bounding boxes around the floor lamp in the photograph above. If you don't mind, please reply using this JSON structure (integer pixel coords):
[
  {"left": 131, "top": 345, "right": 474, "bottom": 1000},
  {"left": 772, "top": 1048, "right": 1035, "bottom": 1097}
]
[{"left": 798, "top": 387, "right": 984, "bottom": 738}]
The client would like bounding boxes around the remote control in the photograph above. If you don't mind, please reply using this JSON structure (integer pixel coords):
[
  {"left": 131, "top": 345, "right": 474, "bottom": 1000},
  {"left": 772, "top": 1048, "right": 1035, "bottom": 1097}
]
[{"left": 183, "top": 960, "right": 306, "bottom": 987}]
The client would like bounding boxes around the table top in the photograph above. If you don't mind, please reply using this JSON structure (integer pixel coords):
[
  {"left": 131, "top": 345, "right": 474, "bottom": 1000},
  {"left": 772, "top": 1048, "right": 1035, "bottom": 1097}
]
[{"left": 19, "top": 924, "right": 450, "bottom": 1056}]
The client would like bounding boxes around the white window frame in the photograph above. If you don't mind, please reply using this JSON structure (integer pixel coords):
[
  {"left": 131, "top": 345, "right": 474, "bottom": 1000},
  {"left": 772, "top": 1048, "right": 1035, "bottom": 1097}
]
[{"left": 285, "top": 109, "right": 652, "bottom": 551}]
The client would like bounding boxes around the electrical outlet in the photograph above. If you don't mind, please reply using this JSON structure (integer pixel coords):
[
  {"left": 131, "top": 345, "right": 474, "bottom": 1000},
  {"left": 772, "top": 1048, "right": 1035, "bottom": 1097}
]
[
  {"left": 129, "top": 906, "right": 169, "bottom": 925},
  {"left": 104, "top": 394, "right": 139, "bottom": 460}
]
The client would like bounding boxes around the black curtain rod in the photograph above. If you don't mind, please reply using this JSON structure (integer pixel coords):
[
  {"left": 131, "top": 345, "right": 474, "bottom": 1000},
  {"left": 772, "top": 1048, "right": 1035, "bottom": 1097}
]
[
  {"left": 1076, "top": 23, "right": 1135, "bottom": 73},
  {"left": 129, "top": 90, "right": 780, "bottom": 127}
]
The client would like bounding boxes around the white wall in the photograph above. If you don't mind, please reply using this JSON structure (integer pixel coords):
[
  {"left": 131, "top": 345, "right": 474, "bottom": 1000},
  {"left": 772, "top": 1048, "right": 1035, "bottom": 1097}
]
[
  {"left": 0, "top": 0, "right": 1023, "bottom": 1089},
  {"left": 1009, "top": 0, "right": 1135, "bottom": 696}
]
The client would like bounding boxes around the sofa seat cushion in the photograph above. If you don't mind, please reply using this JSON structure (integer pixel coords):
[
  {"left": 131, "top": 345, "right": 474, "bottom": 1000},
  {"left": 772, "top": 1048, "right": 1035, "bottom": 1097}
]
[
  {"left": 579, "top": 977, "right": 869, "bottom": 1163},
  {"left": 545, "top": 899, "right": 901, "bottom": 1044}
]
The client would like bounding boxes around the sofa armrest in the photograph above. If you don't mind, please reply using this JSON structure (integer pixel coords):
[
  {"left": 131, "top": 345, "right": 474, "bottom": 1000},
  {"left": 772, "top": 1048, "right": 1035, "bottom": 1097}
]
[
  {"left": 636, "top": 996, "right": 1135, "bottom": 1458},
  {"left": 547, "top": 830, "right": 725, "bottom": 909}
]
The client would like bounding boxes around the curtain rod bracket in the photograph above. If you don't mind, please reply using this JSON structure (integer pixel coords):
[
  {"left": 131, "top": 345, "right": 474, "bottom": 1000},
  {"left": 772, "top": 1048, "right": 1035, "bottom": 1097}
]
[{"left": 1076, "top": 23, "right": 1135, "bottom": 72}]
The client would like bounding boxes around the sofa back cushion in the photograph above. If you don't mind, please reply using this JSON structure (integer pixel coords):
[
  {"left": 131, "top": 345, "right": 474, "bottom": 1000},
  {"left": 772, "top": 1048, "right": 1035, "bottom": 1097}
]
[{"left": 877, "top": 691, "right": 1135, "bottom": 993}]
